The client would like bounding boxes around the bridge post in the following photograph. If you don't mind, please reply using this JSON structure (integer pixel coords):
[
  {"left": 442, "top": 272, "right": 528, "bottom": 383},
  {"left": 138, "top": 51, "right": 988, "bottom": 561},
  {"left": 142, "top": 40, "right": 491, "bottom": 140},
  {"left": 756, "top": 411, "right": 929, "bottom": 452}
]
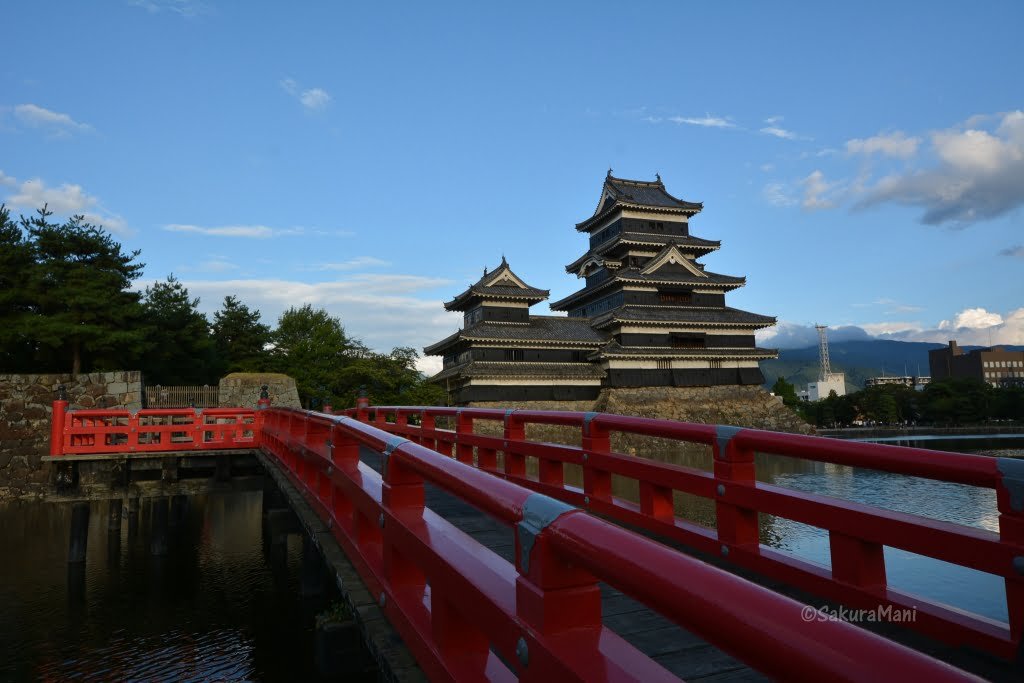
[
  {"left": 455, "top": 411, "right": 474, "bottom": 464},
  {"left": 581, "top": 415, "right": 611, "bottom": 504},
  {"left": 68, "top": 501, "right": 90, "bottom": 563},
  {"left": 381, "top": 446, "right": 425, "bottom": 587},
  {"left": 515, "top": 495, "right": 600, "bottom": 677},
  {"left": 355, "top": 386, "right": 369, "bottom": 422},
  {"left": 995, "top": 460, "right": 1024, "bottom": 645},
  {"left": 712, "top": 427, "right": 759, "bottom": 551},
  {"left": 50, "top": 386, "right": 69, "bottom": 456},
  {"left": 503, "top": 412, "right": 526, "bottom": 478}
]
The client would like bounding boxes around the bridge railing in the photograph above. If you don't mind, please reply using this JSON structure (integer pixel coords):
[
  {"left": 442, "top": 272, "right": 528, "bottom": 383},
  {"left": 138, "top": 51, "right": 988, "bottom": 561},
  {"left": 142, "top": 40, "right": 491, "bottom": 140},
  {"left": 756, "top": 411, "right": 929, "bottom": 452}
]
[
  {"left": 261, "top": 406, "right": 973, "bottom": 682},
  {"left": 349, "top": 405, "right": 1024, "bottom": 663},
  {"left": 48, "top": 399, "right": 261, "bottom": 456}
]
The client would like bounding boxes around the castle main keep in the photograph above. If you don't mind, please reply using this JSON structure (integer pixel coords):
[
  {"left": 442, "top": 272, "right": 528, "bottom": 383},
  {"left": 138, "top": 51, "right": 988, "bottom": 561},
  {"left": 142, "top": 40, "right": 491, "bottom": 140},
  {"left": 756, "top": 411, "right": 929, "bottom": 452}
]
[{"left": 425, "top": 172, "right": 778, "bottom": 405}]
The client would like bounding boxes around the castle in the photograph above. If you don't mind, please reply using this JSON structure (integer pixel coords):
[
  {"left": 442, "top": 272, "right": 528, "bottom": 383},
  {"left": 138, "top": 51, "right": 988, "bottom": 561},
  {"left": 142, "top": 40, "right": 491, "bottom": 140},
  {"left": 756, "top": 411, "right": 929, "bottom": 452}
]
[{"left": 424, "top": 172, "right": 778, "bottom": 405}]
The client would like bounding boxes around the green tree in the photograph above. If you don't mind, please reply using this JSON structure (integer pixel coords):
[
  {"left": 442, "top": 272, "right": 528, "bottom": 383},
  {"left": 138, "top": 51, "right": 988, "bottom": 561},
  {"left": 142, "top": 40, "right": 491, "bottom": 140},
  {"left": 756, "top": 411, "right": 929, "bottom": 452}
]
[
  {"left": 25, "top": 207, "right": 146, "bottom": 374},
  {"left": 338, "top": 346, "right": 445, "bottom": 406},
  {"left": 271, "top": 304, "right": 363, "bottom": 406},
  {"left": 0, "top": 205, "right": 36, "bottom": 371},
  {"left": 140, "top": 275, "right": 218, "bottom": 384},
  {"left": 211, "top": 295, "right": 271, "bottom": 373},
  {"left": 771, "top": 376, "right": 800, "bottom": 406}
]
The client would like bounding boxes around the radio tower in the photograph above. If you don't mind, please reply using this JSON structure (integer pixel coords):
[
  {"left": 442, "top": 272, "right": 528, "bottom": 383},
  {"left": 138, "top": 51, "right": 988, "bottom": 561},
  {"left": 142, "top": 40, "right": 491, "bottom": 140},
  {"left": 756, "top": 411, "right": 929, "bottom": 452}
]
[{"left": 816, "top": 324, "right": 831, "bottom": 382}]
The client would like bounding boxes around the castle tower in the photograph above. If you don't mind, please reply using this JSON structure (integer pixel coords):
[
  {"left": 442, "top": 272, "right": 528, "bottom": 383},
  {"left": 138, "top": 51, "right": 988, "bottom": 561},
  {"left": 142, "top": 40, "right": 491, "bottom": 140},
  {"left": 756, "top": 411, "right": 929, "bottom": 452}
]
[{"left": 550, "top": 172, "right": 778, "bottom": 387}]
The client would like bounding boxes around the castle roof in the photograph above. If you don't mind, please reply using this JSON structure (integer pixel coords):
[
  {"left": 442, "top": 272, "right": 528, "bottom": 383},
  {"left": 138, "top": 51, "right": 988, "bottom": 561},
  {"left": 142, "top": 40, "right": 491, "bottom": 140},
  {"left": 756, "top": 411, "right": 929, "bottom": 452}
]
[
  {"left": 431, "top": 361, "right": 606, "bottom": 382},
  {"left": 590, "top": 305, "right": 777, "bottom": 329},
  {"left": 589, "top": 341, "right": 778, "bottom": 360},
  {"left": 424, "top": 315, "right": 607, "bottom": 355},
  {"left": 565, "top": 234, "right": 721, "bottom": 273},
  {"left": 576, "top": 172, "right": 703, "bottom": 232},
  {"left": 443, "top": 257, "right": 549, "bottom": 311}
]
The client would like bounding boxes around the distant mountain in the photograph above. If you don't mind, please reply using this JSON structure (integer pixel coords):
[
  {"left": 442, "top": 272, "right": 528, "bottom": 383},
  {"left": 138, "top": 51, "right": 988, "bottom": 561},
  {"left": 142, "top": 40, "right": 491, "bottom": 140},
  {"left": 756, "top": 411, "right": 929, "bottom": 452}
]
[{"left": 760, "top": 340, "right": 1024, "bottom": 391}]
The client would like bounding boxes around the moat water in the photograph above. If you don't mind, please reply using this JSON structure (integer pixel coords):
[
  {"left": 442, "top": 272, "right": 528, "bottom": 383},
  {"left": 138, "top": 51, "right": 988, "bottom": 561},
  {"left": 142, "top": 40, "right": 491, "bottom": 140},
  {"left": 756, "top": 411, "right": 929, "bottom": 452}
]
[
  {"left": 0, "top": 434, "right": 1018, "bottom": 679},
  {"left": 0, "top": 489, "right": 349, "bottom": 682},
  {"left": 622, "top": 433, "right": 1023, "bottom": 625}
]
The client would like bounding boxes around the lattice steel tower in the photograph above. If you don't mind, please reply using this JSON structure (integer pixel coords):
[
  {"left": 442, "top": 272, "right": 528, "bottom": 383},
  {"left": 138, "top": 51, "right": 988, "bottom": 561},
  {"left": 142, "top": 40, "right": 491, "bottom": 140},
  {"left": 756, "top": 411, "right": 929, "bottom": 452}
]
[{"left": 815, "top": 324, "right": 832, "bottom": 382}]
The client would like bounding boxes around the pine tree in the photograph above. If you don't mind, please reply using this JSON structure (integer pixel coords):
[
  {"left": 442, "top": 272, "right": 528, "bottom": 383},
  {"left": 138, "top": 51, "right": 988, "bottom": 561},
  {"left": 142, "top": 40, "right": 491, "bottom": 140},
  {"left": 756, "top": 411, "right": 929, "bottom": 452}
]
[
  {"left": 0, "top": 205, "right": 37, "bottom": 371},
  {"left": 25, "top": 207, "right": 146, "bottom": 375},
  {"left": 140, "top": 275, "right": 218, "bottom": 384},
  {"left": 211, "top": 295, "right": 271, "bottom": 373}
]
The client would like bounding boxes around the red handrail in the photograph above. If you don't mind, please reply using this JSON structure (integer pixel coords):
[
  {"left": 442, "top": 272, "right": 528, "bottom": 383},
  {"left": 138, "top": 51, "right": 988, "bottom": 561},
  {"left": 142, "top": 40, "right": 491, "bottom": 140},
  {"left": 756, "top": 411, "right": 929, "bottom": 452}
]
[
  {"left": 357, "top": 405, "right": 1024, "bottom": 663},
  {"left": 52, "top": 405, "right": 261, "bottom": 454},
  {"left": 259, "top": 407, "right": 976, "bottom": 681},
  {"left": 45, "top": 400, "right": 1006, "bottom": 678}
]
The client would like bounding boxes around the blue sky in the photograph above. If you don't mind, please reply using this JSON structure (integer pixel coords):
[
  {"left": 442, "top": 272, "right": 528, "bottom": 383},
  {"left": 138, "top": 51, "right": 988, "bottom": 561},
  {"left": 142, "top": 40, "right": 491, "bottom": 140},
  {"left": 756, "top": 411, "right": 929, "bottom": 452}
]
[{"left": 3, "top": 1, "right": 1022, "bottom": 373}]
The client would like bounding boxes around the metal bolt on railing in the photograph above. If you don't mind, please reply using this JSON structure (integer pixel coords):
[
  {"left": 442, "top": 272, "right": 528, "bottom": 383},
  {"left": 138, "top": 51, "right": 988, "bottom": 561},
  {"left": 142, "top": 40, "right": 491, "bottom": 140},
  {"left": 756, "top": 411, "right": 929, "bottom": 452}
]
[{"left": 515, "top": 637, "right": 529, "bottom": 667}]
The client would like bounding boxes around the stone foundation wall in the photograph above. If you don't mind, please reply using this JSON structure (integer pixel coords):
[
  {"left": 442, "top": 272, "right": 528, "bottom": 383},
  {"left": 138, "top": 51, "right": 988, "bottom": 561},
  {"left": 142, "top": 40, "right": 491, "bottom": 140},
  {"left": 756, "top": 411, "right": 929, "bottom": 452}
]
[
  {"left": 0, "top": 371, "right": 143, "bottom": 498},
  {"left": 469, "top": 385, "right": 812, "bottom": 454},
  {"left": 219, "top": 373, "right": 301, "bottom": 409}
]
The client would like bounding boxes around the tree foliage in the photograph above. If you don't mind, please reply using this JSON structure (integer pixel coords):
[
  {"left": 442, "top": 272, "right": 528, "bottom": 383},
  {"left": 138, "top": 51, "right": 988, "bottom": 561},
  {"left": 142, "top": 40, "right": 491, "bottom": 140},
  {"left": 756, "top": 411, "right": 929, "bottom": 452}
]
[
  {"left": 18, "top": 207, "right": 146, "bottom": 374},
  {"left": 212, "top": 295, "right": 271, "bottom": 373},
  {"left": 139, "top": 275, "right": 218, "bottom": 384},
  {"left": 798, "top": 378, "right": 1024, "bottom": 427},
  {"left": 0, "top": 206, "right": 447, "bottom": 409}
]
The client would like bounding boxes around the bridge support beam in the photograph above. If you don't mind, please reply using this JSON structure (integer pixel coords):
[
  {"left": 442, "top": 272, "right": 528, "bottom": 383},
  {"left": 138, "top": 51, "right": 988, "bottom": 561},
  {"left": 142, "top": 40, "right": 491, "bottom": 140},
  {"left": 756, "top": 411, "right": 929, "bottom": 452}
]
[
  {"left": 300, "top": 534, "right": 326, "bottom": 597},
  {"left": 150, "top": 497, "right": 169, "bottom": 556},
  {"left": 68, "top": 501, "right": 90, "bottom": 563}
]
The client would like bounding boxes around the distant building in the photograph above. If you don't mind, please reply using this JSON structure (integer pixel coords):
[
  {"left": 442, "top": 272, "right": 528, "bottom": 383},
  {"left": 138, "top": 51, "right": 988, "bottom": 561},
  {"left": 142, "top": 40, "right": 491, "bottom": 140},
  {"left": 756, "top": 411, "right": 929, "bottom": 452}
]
[
  {"left": 929, "top": 340, "right": 1024, "bottom": 388},
  {"left": 798, "top": 374, "right": 846, "bottom": 402},
  {"left": 864, "top": 375, "right": 931, "bottom": 391},
  {"left": 424, "top": 172, "right": 779, "bottom": 405}
]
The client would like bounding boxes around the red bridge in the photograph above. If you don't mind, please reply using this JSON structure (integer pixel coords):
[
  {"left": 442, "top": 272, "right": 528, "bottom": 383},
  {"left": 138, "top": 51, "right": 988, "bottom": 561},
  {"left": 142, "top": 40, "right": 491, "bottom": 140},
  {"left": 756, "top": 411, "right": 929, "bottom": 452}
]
[{"left": 46, "top": 395, "right": 1024, "bottom": 681}]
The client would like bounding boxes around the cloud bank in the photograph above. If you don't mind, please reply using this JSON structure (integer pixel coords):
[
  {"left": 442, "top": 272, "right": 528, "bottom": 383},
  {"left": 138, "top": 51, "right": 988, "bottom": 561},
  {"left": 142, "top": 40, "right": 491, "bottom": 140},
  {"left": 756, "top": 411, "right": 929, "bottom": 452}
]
[
  {"left": 0, "top": 171, "right": 128, "bottom": 234},
  {"left": 758, "top": 306, "right": 1024, "bottom": 349}
]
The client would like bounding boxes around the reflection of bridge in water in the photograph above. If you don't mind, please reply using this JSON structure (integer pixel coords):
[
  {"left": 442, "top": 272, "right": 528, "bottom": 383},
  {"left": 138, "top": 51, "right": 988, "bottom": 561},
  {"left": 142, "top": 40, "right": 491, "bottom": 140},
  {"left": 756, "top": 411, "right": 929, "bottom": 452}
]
[{"left": 44, "top": 396, "right": 1023, "bottom": 681}]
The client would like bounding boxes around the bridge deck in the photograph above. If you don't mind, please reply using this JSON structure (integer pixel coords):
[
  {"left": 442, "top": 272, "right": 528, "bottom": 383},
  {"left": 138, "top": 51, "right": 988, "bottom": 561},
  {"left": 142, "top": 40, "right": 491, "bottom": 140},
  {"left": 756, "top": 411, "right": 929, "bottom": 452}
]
[{"left": 358, "top": 446, "right": 766, "bottom": 681}]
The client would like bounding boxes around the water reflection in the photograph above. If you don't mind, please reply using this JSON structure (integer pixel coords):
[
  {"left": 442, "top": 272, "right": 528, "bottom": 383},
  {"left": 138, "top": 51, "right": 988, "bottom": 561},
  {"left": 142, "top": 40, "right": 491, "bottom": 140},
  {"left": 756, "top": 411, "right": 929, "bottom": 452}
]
[{"left": 0, "top": 489, "right": 336, "bottom": 681}]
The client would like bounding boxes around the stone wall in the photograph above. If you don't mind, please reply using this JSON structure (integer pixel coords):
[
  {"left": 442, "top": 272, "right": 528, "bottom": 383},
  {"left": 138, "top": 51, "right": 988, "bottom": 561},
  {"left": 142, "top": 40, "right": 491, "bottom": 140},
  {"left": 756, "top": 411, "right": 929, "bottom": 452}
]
[
  {"left": 219, "top": 372, "right": 301, "bottom": 409},
  {"left": 469, "top": 385, "right": 812, "bottom": 454},
  {"left": 0, "top": 371, "right": 143, "bottom": 498}
]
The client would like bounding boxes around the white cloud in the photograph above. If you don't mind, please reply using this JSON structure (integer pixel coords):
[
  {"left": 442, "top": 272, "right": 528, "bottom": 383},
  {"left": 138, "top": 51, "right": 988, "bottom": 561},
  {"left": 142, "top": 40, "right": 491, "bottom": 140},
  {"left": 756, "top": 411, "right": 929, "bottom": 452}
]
[
  {"left": 757, "top": 307, "right": 1024, "bottom": 349},
  {"left": 181, "top": 259, "right": 239, "bottom": 273},
  {"left": 1, "top": 173, "right": 128, "bottom": 234},
  {"left": 846, "top": 131, "right": 920, "bottom": 159},
  {"left": 280, "top": 78, "right": 331, "bottom": 111},
  {"left": 312, "top": 257, "right": 390, "bottom": 271},
  {"left": 760, "top": 126, "right": 801, "bottom": 140},
  {"left": 800, "top": 170, "right": 836, "bottom": 209},
  {"left": 855, "top": 110, "right": 1024, "bottom": 225},
  {"left": 168, "top": 275, "right": 460, "bottom": 372},
  {"left": 762, "top": 182, "right": 796, "bottom": 207},
  {"left": 765, "top": 116, "right": 784, "bottom": 125},
  {"left": 946, "top": 307, "right": 1003, "bottom": 330},
  {"left": 8, "top": 104, "right": 91, "bottom": 136},
  {"left": 299, "top": 88, "right": 331, "bottom": 111},
  {"left": 163, "top": 223, "right": 311, "bottom": 238},
  {"left": 667, "top": 114, "right": 736, "bottom": 129},
  {"left": 128, "top": 0, "right": 210, "bottom": 18},
  {"left": 760, "top": 163, "right": 775, "bottom": 172}
]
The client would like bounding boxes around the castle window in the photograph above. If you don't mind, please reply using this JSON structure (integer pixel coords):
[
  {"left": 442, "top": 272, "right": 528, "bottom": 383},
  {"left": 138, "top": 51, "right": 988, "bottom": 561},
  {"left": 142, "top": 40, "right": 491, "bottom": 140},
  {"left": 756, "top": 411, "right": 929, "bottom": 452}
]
[
  {"left": 504, "top": 349, "right": 524, "bottom": 361},
  {"left": 656, "top": 360, "right": 671, "bottom": 370},
  {"left": 659, "top": 292, "right": 692, "bottom": 305}
]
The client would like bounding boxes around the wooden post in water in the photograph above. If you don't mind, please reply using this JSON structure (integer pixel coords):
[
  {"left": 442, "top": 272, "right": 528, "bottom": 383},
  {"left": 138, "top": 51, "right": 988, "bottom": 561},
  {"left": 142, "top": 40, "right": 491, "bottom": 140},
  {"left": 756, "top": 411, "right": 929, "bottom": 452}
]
[
  {"left": 150, "top": 498, "right": 169, "bottom": 556},
  {"left": 68, "top": 502, "right": 90, "bottom": 563},
  {"left": 108, "top": 499, "right": 123, "bottom": 532}
]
